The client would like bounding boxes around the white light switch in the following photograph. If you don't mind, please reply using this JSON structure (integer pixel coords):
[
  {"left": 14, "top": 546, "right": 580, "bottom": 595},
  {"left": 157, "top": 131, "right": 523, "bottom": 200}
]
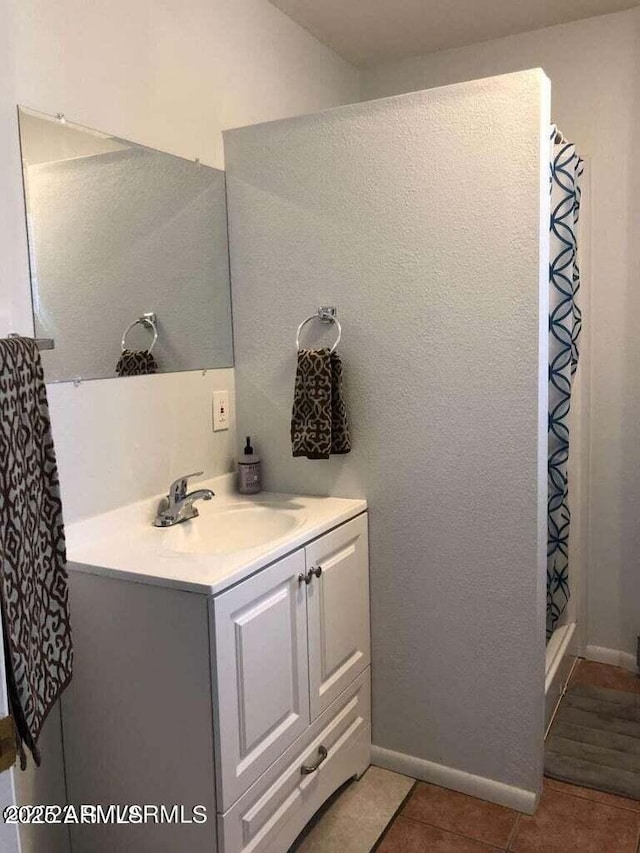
[{"left": 213, "top": 391, "right": 230, "bottom": 432}]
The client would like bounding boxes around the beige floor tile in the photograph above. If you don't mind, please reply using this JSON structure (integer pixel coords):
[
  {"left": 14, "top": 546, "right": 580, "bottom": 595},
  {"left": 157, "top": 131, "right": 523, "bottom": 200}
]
[{"left": 291, "top": 766, "right": 414, "bottom": 853}]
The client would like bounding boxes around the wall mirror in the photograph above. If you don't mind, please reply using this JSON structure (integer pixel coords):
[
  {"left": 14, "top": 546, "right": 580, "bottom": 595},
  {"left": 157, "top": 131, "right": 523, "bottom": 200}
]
[{"left": 18, "top": 107, "right": 234, "bottom": 382}]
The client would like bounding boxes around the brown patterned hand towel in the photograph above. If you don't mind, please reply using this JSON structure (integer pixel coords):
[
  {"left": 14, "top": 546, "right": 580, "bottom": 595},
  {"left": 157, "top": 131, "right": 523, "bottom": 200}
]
[
  {"left": 329, "top": 352, "right": 351, "bottom": 454},
  {"left": 0, "top": 337, "right": 73, "bottom": 768},
  {"left": 115, "top": 348, "right": 158, "bottom": 377},
  {"left": 291, "top": 348, "right": 351, "bottom": 459}
]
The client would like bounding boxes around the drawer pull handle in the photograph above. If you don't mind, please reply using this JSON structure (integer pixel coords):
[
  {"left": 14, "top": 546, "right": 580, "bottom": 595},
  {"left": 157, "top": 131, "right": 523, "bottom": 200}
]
[{"left": 301, "top": 745, "right": 328, "bottom": 775}]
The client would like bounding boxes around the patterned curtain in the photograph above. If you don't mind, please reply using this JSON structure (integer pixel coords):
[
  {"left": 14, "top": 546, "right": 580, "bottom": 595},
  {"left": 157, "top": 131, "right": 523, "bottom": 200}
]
[{"left": 547, "top": 126, "right": 583, "bottom": 639}]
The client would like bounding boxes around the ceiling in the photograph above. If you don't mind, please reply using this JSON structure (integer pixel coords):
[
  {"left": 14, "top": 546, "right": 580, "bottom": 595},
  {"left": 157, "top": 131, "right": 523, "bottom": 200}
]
[{"left": 269, "top": 0, "right": 639, "bottom": 66}]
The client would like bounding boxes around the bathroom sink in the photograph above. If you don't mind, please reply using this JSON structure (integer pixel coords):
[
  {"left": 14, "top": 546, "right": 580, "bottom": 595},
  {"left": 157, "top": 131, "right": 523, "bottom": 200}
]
[
  {"left": 162, "top": 502, "right": 305, "bottom": 555},
  {"left": 65, "top": 475, "right": 367, "bottom": 594}
]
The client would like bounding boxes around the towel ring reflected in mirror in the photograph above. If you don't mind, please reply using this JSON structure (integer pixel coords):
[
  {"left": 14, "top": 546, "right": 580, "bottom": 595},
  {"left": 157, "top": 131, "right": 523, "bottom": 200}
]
[
  {"left": 121, "top": 312, "right": 158, "bottom": 354},
  {"left": 296, "top": 306, "right": 342, "bottom": 354}
]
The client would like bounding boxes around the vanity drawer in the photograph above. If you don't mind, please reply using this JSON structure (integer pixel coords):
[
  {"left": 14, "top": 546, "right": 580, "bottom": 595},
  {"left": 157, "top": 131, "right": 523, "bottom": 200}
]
[{"left": 218, "top": 667, "right": 371, "bottom": 853}]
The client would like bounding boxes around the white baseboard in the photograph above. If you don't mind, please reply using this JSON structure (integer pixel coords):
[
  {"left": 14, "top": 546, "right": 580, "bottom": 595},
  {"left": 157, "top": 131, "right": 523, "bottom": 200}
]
[
  {"left": 545, "top": 622, "right": 577, "bottom": 695},
  {"left": 585, "top": 645, "right": 638, "bottom": 673},
  {"left": 545, "top": 622, "right": 579, "bottom": 735},
  {"left": 370, "top": 745, "right": 539, "bottom": 815}
]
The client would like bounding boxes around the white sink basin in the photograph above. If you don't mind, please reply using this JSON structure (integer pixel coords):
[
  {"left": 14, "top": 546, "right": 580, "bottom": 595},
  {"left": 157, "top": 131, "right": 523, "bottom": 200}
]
[
  {"left": 162, "top": 502, "right": 306, "bottom": 555},
  {"left": 65, "top": 474, "right": 367, "bottom": 594}
]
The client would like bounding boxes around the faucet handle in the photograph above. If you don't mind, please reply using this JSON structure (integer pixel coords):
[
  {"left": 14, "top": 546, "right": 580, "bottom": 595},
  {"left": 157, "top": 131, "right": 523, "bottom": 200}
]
[{"left": 168, "top": 471, "right": 204, "bottom": 504}]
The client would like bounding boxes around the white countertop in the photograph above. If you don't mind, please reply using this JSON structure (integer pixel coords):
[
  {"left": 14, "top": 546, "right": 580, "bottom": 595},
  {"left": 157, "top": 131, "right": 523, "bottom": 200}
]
[{"left": 66, "top": 474, "right": 367, "bottom": 595}]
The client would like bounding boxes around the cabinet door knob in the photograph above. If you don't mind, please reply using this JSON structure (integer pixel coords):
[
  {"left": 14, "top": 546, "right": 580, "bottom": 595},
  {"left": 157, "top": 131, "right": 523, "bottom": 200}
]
[
  {"left": 300, "top": 745, "right": 328, "bottom": 775},
  {"left": 298, "top": 571, "right": 313, "bottom": 585},
  {"left": 312, "top": 565, "right": 322, "bottom": 579}
]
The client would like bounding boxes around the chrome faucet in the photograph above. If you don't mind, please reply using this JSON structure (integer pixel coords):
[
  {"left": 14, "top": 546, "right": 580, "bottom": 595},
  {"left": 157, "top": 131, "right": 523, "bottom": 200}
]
[{"left": 153, "top": 471, "right": 215, "bottom": 527}]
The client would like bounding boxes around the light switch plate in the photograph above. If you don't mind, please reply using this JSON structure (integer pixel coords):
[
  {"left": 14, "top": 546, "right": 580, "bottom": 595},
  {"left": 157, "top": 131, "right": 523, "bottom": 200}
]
[{"left": 213, "top": 391, "right": 230, "bottom": 432}]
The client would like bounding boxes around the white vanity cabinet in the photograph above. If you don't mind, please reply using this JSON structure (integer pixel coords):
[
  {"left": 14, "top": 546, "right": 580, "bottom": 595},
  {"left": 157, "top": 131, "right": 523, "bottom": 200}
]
[
  {"left": 306, "top": 517, "right": 371, "bottom": 719},
  {"left": 212, "top": 548, "right": 311, "bottom": 809},
  {"left": 63, "top": 503, "right": 370, "bottom": 853},
  {"left": 212, "top": 513, "right": 370, "bottom": 813}
]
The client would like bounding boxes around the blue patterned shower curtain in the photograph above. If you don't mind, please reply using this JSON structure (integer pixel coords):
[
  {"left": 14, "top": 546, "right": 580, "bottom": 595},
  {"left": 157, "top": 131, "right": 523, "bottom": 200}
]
[{"left": 547, "top": 126, "right": 583, "bottom": 639}]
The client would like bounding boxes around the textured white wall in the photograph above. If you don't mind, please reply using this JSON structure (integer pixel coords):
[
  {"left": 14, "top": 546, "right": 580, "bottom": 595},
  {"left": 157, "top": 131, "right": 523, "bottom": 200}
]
[
  {"left": 361, "top": 8, "right": 640, "bottom": 662},
  {"left": 47, "top": 369, "right": 236, "bottom": 522},
  {"left": 0, "top": 0, "right": 358, "bottom": 843},
  {"left": 225, "top": 70, "right": 550, "bottom": 797},
  {"left": 1, "top": 0, "right": 358, "bottom": 519}
]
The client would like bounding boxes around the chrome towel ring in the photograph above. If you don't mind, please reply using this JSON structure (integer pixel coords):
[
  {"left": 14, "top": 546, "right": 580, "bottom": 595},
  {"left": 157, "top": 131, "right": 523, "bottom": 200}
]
[
  {"left": 121, "top": 312, "right": 158, "bottom": 353},
  {"left": 296, "top": 306, "right": 341, "bottom": 354}
]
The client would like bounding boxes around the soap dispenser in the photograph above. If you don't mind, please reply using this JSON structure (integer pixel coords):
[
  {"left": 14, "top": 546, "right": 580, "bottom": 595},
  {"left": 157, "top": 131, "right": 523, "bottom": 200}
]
[{"left": 238, "top": 436, "right": 262, "bottom": 495}]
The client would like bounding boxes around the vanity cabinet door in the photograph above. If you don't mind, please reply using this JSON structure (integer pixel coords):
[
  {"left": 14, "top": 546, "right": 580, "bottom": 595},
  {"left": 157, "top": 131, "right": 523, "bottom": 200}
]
[
  {"left": 306, "top": 514, "right": 370, "bottom": 720},
  {"left": 212, "top": 549, "right": 310, "bottom": 811}
]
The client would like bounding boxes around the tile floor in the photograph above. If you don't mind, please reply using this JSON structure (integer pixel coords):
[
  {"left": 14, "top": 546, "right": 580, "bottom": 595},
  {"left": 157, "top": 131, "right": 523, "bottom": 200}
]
[
  {"left": 291, "top": 766, "right": 414, "bottom": 852},
  {"left": 570, "top": 659, "right": 640, "bottom": 695},
  {"left": 294, "top": 660, "right": 640, "bottom": 852},
  {"left": 376, "top": 777, "right": 640, "bottom": 852}
]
